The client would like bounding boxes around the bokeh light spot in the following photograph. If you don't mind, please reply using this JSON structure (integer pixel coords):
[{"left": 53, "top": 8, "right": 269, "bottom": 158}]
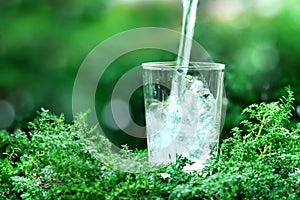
[
  {"left": 0, "top": 100, "right": 15, "bottom": 129},
  {"left": 251, "top": 43, "right": 279, "bottom": 71},
  {"left": 255, "top": 0, "right": 283, "bottom": 17},
  {"left": 297, "top": 105, "right": 300, "bottom": 118},
  {"left": 207, "top": 0, "right": 244, "bottom": 21},
  {"left": 9, "top": 91, "right": 35, "bottom": 117},
  {"left": 261, "top": 93, "right": 268, "bottom": 101}
]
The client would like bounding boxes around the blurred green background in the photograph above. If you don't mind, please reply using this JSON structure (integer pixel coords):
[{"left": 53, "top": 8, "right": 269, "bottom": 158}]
[{"left": 1, "top": 0, "right": 300, "bottom": 149}]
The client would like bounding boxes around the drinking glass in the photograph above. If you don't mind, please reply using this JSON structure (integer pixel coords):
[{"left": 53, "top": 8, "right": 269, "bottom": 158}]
[{"left": 142, "top": 62, "right": 225, "bottom": 171}]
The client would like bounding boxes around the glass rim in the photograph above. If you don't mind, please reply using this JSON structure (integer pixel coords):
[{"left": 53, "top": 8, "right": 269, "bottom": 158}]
[{"left": 142, "top": 61, "right": 225, "bottom": 70}]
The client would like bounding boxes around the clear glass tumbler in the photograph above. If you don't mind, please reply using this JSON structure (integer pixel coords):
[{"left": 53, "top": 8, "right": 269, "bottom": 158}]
[{"left": 142, "top": 62, "right": 225, "bottom": 171}]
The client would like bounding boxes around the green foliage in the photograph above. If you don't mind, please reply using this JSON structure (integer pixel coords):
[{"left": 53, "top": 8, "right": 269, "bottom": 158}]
[
  {"left": 196, "top": 87, "right": 300, "bottom": 199},
  {"left": 1, "top": 88, "right": 299, "bottom": 199}
]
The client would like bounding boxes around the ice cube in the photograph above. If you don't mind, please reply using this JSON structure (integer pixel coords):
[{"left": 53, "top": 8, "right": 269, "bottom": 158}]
[{"left": 146, "top": 74, "right": 218, "bottom": 170}]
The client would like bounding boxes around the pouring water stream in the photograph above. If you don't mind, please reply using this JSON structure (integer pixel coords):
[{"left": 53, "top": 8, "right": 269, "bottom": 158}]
[
  {"left": 173, "top": 0, "right": 199, "bottom": 101},
  {"left": 145, "top": 0, "right": 220, "bottom": 171}
]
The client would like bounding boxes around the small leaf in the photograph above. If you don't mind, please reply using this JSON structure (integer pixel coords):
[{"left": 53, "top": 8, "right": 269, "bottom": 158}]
[{"left": 5, "top": 145, "right": 11, "bottom": 153}]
